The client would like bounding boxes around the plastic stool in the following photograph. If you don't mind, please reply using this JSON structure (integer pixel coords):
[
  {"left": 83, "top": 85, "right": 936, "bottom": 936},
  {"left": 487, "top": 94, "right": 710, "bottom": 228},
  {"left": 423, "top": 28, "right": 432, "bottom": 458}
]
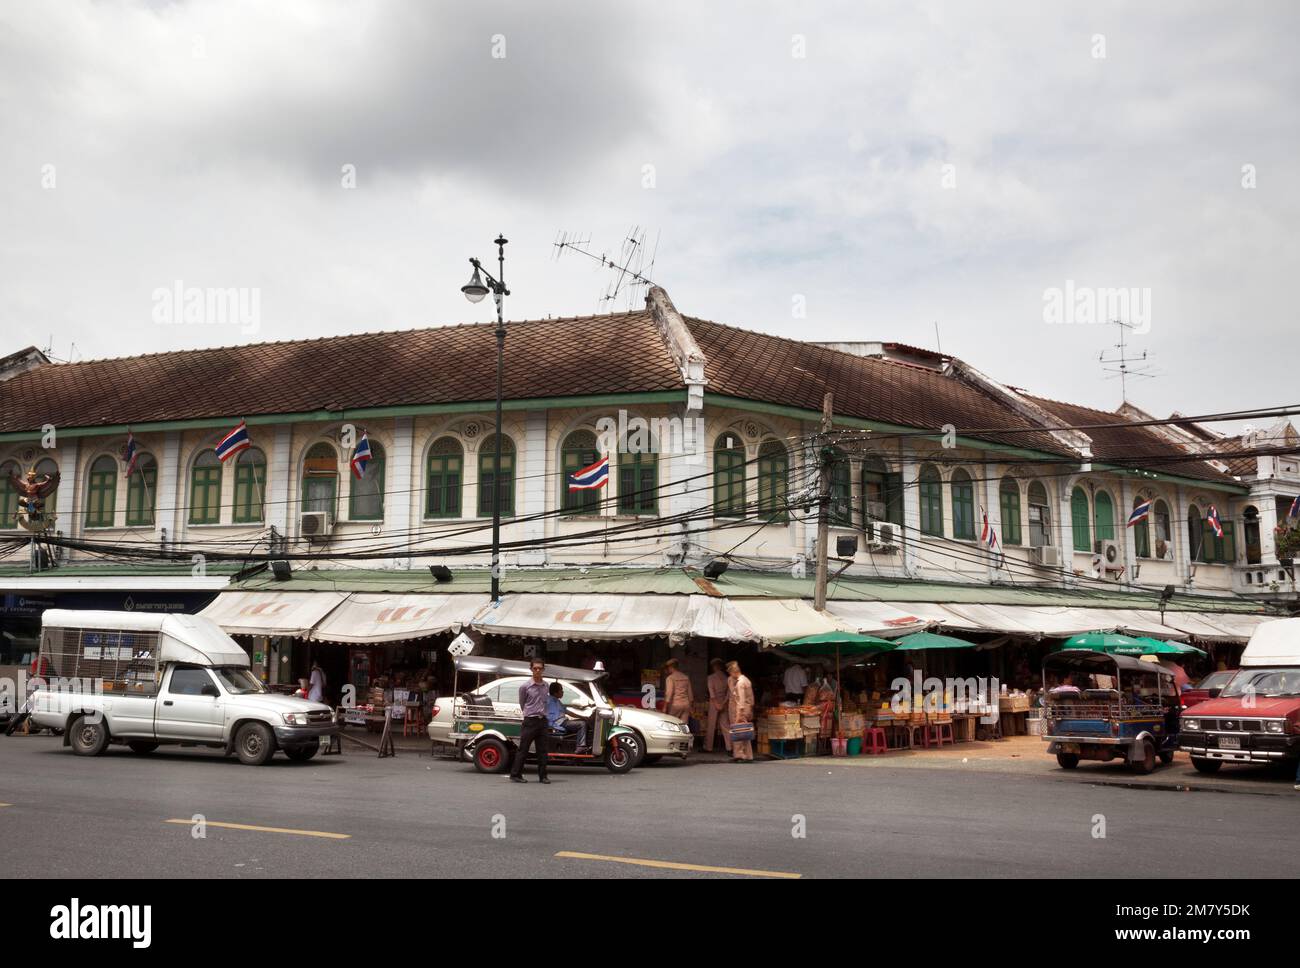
[
  {"left": 937, "top": 722, "right": 955, "bottom": 746},
  {"left": 864, "top": 727, "right": 888, "bottom": 754}
]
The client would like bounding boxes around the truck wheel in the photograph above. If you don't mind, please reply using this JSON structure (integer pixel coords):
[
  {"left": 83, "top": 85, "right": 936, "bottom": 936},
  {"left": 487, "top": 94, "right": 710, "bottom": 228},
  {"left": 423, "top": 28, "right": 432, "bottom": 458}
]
[
  {"left": 604, "top": 736, "right": 636, "bottom": 774},
  {"left": 1055, "top": 752, "right": 1080, "bottom": 770},
  {"left": 472, "top": 738, "right": 510, "bottom": 774},
  {"left": 127, "top": 741, "right": 159, "bottom": 754},
  {"left": 284, "top": 745, "right": 319, "bottom": 762},
  {"left": 235, "top": 723, "right": 275, "bottom": 765},
  {"left": 1130, "top": 740, "right": 1156, "bottom": 775},
  {"left": 70, "top": 716, "right": 109, "bottom": 756},
  {"left": 1191, "top": 757, "right": 1222, "bottom": 775},
  {"left": 1158, "top": 750, "right": 1175, "bottom": 765}
]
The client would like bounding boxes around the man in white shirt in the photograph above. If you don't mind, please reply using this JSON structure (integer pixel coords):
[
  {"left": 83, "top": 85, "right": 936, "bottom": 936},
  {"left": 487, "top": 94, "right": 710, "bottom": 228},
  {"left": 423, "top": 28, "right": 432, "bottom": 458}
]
[
  {"left": 308, "top": 660, "right": 326, "bottom": 703},
  {"left": 783, "top": 662, "right": 809, "bottom": 702}
]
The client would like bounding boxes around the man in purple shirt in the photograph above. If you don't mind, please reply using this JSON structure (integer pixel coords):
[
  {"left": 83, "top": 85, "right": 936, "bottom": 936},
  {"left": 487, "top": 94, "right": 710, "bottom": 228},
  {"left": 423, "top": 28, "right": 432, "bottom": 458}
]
[{"left": 510, "top": 658, "right": 551, "bottom": 783}]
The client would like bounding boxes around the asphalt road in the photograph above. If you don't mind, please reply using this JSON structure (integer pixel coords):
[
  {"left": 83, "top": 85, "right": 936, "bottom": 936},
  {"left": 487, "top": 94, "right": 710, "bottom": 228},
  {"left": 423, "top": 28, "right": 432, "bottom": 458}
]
[{"left": 2, "top": 735, "right": 1298, "bottom": 879}]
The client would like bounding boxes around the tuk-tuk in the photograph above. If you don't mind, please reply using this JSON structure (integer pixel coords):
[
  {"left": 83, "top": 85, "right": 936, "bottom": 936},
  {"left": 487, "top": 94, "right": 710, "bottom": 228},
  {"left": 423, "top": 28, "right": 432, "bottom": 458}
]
[
  {"left": 1041, "top": 650, "right": 1181, "bottom": 774},
  {"left": 448, "top": 655, "right": 638, "bottom": 774}
]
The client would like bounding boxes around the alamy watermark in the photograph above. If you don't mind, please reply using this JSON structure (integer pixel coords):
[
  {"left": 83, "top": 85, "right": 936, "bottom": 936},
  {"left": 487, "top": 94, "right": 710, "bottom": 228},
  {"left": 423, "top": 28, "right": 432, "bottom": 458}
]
[
  {"left": 595, "top": 409, "right": 706, "bottom": 456},
  {"left": 152, "top": 280, "right": 261, "bottom": 335},
  {"left": 1042, "top": 280, "right": 1150, "bottom": 334},
  {"left": 890, "top": 670, "right": 1001, "bottom": 724}
]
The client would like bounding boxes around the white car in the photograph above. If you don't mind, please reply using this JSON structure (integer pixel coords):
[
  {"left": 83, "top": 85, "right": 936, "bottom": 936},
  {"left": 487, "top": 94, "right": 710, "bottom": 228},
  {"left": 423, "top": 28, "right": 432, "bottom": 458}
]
[{"left": 429, "top": 672, "right": 692, "bottom": 765}]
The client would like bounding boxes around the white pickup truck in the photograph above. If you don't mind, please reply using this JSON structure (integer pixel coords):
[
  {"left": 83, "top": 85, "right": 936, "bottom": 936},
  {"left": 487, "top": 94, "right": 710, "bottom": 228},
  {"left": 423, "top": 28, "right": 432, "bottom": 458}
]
[{"left": 29, "top": 609, "right": 338, "bottom": 765}]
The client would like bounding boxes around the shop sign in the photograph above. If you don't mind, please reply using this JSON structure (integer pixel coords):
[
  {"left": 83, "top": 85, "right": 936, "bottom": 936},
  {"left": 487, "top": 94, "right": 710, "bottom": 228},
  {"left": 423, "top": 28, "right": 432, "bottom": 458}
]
[{"left": 447, "top": 632, "right": 475, "bottom": 657}]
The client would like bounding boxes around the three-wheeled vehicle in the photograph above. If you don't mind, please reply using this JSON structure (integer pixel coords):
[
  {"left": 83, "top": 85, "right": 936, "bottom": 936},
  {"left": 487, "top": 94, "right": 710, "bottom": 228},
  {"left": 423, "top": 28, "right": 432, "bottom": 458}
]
[
  {"left": 1041, "top": 650, "right": 1181, "bottom": 774},
  {"left": 448, "top": 656, "right": 639, "bottom": 774}
]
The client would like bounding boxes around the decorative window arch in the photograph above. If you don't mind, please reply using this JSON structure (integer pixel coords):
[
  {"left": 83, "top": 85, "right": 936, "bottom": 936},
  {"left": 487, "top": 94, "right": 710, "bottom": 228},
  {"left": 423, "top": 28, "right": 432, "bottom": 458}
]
[
  {"left": 126, "top": 453, "right": 158, "bottom": 527},
  {"left": 426, "top": 437, "right": 464, "bottom": 519},
  {"left": 477, "top": 434, "right": 516, "bottom": 518},
  {"left": 1028, "top": 480, "right": 1052, "bottom": 547},
  {"left": 85, "top": 455, "right": 117, "bottom": 528},
  {"left": 1153, "top": 499, "right": 1173, "bottom": 560},
  {"left": 561, "top": 430, "right": 601, "bottom": 514},
  {"left": 713, "top": 435, "right": 746, "bottom": 519},
  {"left": 233, "top": 448, "right": 266, "bottom": 524},
  {"left": 190, "top": 450, "right": 223, "bottom": 525},
  {"left": 918, "top": 463, "right": 943, "bottom": 537},
  {"left": 1093, "top": 490, "right": 1115, "bottom": 542},
  {"left": 349, "top": 440, "right": 386, "bottom": 521},
  {"left": 950, "top": 468, "right": 975, "bottom": 540},
  {"left": 0, "top": 460, "right": 20, "bottom": 529},
  {"left": 1070, "top": 486, "right": 1090, "bottom": 552},
  {"left": 756, "top": 440, "right": 788, "bottom": 522},
  {"left": 301, "top": 442, "right": 339, "bottom": 518},
  {"left": 861, "top": 456, "right": 902, "bottom": 540},
  {"left": 999, "top": 476, "right": 1022, "bottom": 546}
]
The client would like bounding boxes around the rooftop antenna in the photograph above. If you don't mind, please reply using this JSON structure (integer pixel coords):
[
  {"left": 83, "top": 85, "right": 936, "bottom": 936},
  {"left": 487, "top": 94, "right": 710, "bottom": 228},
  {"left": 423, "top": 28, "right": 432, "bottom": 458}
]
[
  {"left": 554, "top": 227, "right": 660, "bottom": 311},
  {"left": 1099, "top": 318, "right": 1156, "bottom": 404}
]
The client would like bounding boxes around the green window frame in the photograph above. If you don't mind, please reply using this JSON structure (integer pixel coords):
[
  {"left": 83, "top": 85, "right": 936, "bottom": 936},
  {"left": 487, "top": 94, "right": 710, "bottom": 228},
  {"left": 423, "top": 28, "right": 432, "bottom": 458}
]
[
  {"left": 561, "top": 431, "right": 601, "bottom": 515},
  {"left": 1187, "top": 505, "right": 1204, "bottom": 562},
  {"left": 348, "top": 443, "right": 385, "bottom": 521},
  {"left": 713, "top": 437, "right": 746, "bottom": 518},
  {"left": 125, "top": 454, "right": 158, "bottom": 527},
  {"left": 1093, "top": 490, "right": 1115, "bottom": 542},
  {"left": 85, "top": 455, "right": 118, "bottom": 528},
  {"left": 477, "top": 434, "right": 515, "bottom": 518},
  {"left": 756, "top": 441, "right": 788, "bottom": 522},
  {"left": 919, "top": 465, "right": 943, "bottom": 537},
  {"left": 33, "top": 459, "right": 59, "bottom": 516},
  {"left": 425, "top": 437, "right": 463, "bottom": 519},
  {"left": 1, "top": 461, "right": 21, "bottom": 529},
  {"left": 1201, "top": 517, "right": 1236, "bottom": 564},
  {"left": 189, "top": 451, "right": 223, "bottom": 525},
  {"left": 232, "top": 448, "right": 266, "bottom": 524},
  {"left": 951, "top": 469, "right": 975, "bottom": 540},
  {"left": 1071, "top": 487, "right": 1091, "bottom": 552},
  {"left": 301, "top": 442, "right": 338, "bottom": 519},
  {"left": 829, "top": 450, "right": 852, "bottom": 527},
  {"left": 999, "top": 477, "right": 1022, "bottom": 546},
  {"left": 1132, "top": 496, "right": 1151, "bottom": 559},
  {"left": 619, "top": 450, "right": 659, "bottom": 515}
]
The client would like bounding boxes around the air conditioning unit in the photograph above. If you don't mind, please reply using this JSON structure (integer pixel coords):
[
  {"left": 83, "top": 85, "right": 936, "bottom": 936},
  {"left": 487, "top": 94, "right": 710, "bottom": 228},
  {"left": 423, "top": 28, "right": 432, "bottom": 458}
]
[
  {"left": 866, "top": 524, "right": 899, "bottom": 553},
  {"left": 1094, "top": 538, "right": 1122, "bottom": 570},
  {"left": 1030, "top": 545, "right": 1061, "bottom": 567},
  {"left": 300, "top": 511, "right": 333, "bottom": 540},
  {"left": 865, "top": 500, "right": 886, "bottom": 521}
]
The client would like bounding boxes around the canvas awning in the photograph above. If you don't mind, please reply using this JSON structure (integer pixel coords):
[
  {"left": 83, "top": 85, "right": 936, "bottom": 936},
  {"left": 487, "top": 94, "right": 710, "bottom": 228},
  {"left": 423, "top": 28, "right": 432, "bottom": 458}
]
[
  {"left": 471, "top": 593, "right": 700, "bottom": 642},
  {"left": 198, "top": 591, "right": 348, "bottom": 639},
  {"left": 823, "top": 601, "right": 930, "bottom": 637},
  {"left": 727, "top": 599, "right": 856, "bottom": 647},
  {"left": 310, "top": 593, "right": 488, "bottom": 644}
]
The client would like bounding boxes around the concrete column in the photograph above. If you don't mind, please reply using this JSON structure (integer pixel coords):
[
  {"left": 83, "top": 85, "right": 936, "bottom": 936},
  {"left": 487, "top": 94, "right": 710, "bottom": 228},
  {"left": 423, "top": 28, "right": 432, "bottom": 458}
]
[
  {"left": 518, "top": 410, "right": 548, "bottom": 566},
  {"left": 153, "top": 431, "right": 182, "bottom": 550},
  {"left": 266, "top": 424, "right": 292, "bottom": 542},
  {"left": 388, "top": 416, "right": 415, "bottom": 568},
  {"left": 899, "top": 444, "right": 920, "bottom": 577}
]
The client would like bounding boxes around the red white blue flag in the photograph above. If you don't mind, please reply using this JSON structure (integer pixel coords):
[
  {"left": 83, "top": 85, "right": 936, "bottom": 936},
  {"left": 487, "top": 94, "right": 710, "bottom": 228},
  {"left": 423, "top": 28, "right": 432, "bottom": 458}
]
[
  {"left": 350, "top": 430, "right": 372, "bottom": 479},
  {"left": 1289, "top": 495, "right": 1299, "bottom": 520},
  {"left": 1206, "top": 505, "right": 1224, "bottom": 539},
  {"left": 215, "top": 420, "right": 251, "bottom": 462},
  {"left": 568, "top": 455, "right": 609, "bottom": 491},
  {"left": 122, "top": 430, "right": 139, "bottom": 478},
  {"left": 979, "top": 505, "right": 999, "bottom": 551},
  {"left": 1127, "top": 499, "right": 1152, "bottom": 527}
]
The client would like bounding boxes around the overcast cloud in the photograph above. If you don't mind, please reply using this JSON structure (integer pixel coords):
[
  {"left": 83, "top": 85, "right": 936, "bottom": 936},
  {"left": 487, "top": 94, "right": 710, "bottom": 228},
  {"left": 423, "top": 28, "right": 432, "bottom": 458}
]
[{"left": 1, "top": 0, "right": 1296, "bottom": 422}]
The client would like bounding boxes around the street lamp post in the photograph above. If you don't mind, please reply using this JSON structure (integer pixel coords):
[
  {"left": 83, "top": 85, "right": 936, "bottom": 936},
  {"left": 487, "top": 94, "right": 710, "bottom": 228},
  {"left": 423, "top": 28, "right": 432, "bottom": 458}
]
[{"left": 461, "top": 235, "right": 510, "bottom": 603}]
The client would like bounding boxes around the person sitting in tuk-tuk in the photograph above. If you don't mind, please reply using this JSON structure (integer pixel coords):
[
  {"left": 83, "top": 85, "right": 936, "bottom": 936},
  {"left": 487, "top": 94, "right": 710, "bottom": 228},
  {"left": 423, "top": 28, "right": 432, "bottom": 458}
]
[{"left": 547, "top": 681, "right": 589, "bottom": 752}]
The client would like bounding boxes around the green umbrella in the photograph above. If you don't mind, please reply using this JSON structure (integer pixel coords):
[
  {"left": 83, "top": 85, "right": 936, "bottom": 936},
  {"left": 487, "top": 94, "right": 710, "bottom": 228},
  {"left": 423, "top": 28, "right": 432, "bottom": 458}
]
[
  {"left": 1060, "top": 631, "right": 1148, "bottom": 653},
  {"left": 1129, "top": 636, "right": 1208, "bottom": 658},
  {"left": 782, "top": 632, "right": 894, "bottom": 739},
  {"left": 893, "top": 630, "right": 977, "bottom": 651}
]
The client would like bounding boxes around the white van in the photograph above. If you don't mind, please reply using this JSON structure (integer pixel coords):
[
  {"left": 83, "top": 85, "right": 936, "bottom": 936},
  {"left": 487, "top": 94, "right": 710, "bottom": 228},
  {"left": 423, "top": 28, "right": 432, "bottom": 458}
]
[{"left": 29, "top": 610, "right": 338, "bottom": 765}]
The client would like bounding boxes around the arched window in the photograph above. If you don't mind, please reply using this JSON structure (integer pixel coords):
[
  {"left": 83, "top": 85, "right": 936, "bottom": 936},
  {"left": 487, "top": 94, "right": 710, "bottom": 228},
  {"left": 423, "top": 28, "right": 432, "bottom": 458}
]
[
  {"left": 34, "top": 458, "right": 59, "bottom": 517},
  {"left": 349, "top": 441, "right": 386, "bottom": 521},
  {"left": 1153, "top": 499, "right": 1172, "bottom": 560},
  {"left": 426, "top": 437, "right": 463, "bottom": 519},
  {"left": 862, "top": 456, "right": 902, "bottom": 540},
  {"left": 1028, "top": 481, "right": 1051, "bottom": 547},
  {"left": 713, "top": 435, "right": 746, "bottom": 518},
  {"left": 301, "top": 442, "right": 338, "bottom": 518},
  {"left": 919, "top": 464, "right": 943, "bottom": 536},
  {"left": 829, "top": 448, "right": 853, "bottom": 526},
  {"left": 561, "top": 430, "right": 601, "bottom": 515},
  {"left": 477, "top": 434, "right": 515, "bottom": 518},
  {"left": 1, "top": 460, "right": 22, "bottom": 529},
  {"left": 619, "top": 448, "right": 658, "bottom": 515},
  {"left": 1187, "top": 504, "right": 1204, "bottom": 563},
  {"left": 190, "top": 450, "right": 223, "bottom": 524},
  {"left": 999, "top": 477, "right": 1022, "bottom": 546},
  {"left": 126, "top": 453, "right": 158, "bottom": 527},
  {"left": 85, "top": 455, "right": 117, "bottom": 528},
  {"left": 1244, "top": 505, "right": 1261, "bottom": 565},
  {"left": 1093, "top": 490, "right": 1115, "bottom": 542},
  {"left": 232, "top": 448, "right": 265, "bottom": 524},
  {"left": 1071, "top": 487, "right": 1090, "bottom": 552},
  {"left": 1132, "top": 496, "right": 1151, "bottom": 559},
  {"left": 951, "top": 468, "right": 975, "bottom": 540},
  {"left": 756, "top": 441, "right": 788, "bottom": 522}
]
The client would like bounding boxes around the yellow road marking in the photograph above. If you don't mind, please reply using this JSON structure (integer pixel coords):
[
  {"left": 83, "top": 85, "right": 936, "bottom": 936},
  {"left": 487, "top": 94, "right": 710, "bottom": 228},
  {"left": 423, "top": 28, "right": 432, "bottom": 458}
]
[
  {"left": 555, "top": 850, "right": 800, "bottom": 879},
  {"left": 0, "top": 803, "right": 11, "bottom": 808},
  {"left": 164, "top": 819, "right": 350, "bottom": 840}
]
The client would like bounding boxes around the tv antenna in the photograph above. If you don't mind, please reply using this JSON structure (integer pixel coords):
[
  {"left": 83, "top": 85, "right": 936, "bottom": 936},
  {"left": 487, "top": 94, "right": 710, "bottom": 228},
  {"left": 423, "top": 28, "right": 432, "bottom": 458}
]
[
  {"left": 1099, "top": 319, "right": 1156, "bottom": 403},
  {"left": 553, "top": 227, "right": 660, "bottom": 311}
]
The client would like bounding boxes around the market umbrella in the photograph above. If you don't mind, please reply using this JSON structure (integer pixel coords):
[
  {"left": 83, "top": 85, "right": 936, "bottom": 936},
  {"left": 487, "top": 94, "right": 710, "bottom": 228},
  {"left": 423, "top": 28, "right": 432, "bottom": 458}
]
[
  {"left": 1059, "top": 631, "right": 1148, "bottom": 654},
  {"left": 1129, "top": 636, "right": 1208, "bottom": 658},
  {"left": 892, "top": 630, "right": 978, "bottom": 651},
  {"left": 782, "top": 632, "right": 895, "bottom": 738}
]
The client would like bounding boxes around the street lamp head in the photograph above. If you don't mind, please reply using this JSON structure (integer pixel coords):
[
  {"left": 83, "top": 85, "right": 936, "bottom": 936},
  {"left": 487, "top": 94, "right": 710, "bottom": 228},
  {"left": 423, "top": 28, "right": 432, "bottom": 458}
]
[{"left": 461, "top": 265, "right": 489, "bottom": 303}]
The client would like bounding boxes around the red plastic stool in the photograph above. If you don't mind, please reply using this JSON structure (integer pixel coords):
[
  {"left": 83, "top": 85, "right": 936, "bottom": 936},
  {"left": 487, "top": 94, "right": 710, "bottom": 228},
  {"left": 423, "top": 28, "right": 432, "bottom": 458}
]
[
  {"left": 923, "top": 724, "right": 943, "bottom": 748},
  {"left": 863, "top": 727, "right": 888, "bottom": 754},
  {"left": 936, "top": 722, "right": 955, "bottom": 746}
]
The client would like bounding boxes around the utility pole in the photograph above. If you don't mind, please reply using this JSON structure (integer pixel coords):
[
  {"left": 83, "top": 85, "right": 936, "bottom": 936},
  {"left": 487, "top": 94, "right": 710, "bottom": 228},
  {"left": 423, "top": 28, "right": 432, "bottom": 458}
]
[{"left": 813, "top": 391, "right": 833, "bottom": 612}]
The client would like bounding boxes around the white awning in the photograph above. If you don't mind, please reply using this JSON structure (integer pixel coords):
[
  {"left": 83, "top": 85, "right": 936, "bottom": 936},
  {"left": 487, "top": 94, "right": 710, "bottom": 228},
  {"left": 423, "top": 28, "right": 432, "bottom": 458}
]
[
  {"left": 198, "top": 591, "right": 347, "bottom": 639},
  {"left": 1160, "top": 611, "right": 1273, "bottom": 645},
  {"left": 825, "top": 601, "right": 931, "bottom": 637},
  {"left": 310, "top": 593, "right": 489, "bottom": 644},
  {"left": 472, "top": 594, "right": 699, "bottom": 642},
  {"left": 728, "top": 599, "right": 856, "bottom": 647},
  {"left": 1091, "top": 608, "right": 1190, "bottom": 640}
]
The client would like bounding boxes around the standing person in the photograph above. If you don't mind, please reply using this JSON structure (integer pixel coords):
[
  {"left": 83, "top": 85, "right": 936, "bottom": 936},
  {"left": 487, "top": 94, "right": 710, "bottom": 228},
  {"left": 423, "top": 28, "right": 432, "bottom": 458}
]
[
  {"left": 511, "top": 658, "right": 551, "bottom": 784},
  {"left": 704, "top": 658, "right": 731, "bottom": 753},
  {"left": 727, "top": 660, "right": 755, "bottom": 763},
  {"left": 783, "top": 661, "right": 809, "bottom": 702},
  {"left": 308, "top": 660, "right": 326, "bottom": 703},
  {"left": 662, "top": 658, "right": 693, "bottom": 723}
]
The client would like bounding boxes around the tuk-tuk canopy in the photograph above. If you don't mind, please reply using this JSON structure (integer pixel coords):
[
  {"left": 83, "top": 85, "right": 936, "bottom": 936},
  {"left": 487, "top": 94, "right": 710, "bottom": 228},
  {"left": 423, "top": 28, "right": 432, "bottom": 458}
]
[
  {"left": 1045, "top": 649, "right": 1176, "bottom": 678},
  {"left": 452, "top": 654, "right": 606, "bottom": 683}
]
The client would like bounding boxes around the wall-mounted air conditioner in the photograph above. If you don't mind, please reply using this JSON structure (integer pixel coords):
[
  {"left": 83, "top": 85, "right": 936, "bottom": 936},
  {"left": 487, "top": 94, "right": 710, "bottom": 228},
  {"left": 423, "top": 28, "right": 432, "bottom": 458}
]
[
  {"left": 1094, "top": 538, "right": 1123, "bottom": 570},
  {"left": 300, "top": 511, "right": 333, "bottom": 540},
  {"left": 1030, "top": 545, "right": 1061, "bottom": 567}
]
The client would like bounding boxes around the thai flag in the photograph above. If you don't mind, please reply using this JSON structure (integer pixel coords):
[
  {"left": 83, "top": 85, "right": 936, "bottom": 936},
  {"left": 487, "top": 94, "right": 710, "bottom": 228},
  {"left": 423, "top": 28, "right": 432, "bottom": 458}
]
[
  {"left": 979, "top": 505, "right": 999, "bottom": 551},
  {"left": 215, "top": 420, "right": 251, "bottom": 462},
  {"left": 568, "top": 455, "right": 609, "bottom": 491},
  {"left": 1206, "top": 505, "right": 1224, "bottom": 539},
  {"left": 122, "top": 431, "right": 139, "bottom": 478},
  {"left": 350, "top": 431, "right": 372, "bottom": 479},
  {"left": 1289, "top": 495, "right": 1299, "bottom": 520},
  {"left": 1127, "top": 499, "right": 1152, "bottom": 527}
]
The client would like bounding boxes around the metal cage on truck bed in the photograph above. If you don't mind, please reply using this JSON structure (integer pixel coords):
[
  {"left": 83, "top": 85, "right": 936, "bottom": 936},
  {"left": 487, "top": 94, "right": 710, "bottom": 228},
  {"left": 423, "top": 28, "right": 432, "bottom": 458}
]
[{"left": 38, "top": 625, "right": 161, "bottom": 696}]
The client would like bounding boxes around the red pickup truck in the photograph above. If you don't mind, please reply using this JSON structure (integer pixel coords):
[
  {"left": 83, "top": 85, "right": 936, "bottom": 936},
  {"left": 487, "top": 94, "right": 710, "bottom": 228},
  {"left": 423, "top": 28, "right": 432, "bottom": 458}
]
[
  {"left": 1179, "top": 619, "right": 1300, "bottom": 774},
  {"left": 1180, "top": 670, "right": 1236, "bottom": 710}
]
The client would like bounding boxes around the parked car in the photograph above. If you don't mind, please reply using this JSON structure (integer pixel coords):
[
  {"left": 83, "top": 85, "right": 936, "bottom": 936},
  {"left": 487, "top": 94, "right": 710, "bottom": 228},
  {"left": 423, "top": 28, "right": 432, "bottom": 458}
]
[
  {"left": 28, "top": 609, "right": 337, "bottom": 765},
  {"left": 1180, "top": 670, "right": 1237, "bottom": 709},
  {"left": 1179, "top": 619, "right": 1300, "bottom": 774},
  {"left": 428, "top": 659, "right": 692, "bottom": 766}
]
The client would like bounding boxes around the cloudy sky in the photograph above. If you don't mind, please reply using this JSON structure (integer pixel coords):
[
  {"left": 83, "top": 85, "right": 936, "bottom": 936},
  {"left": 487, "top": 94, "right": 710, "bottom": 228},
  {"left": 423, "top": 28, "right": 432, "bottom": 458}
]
[{"left": 1, "top": 1, "right": 1295, "bottom": 422}]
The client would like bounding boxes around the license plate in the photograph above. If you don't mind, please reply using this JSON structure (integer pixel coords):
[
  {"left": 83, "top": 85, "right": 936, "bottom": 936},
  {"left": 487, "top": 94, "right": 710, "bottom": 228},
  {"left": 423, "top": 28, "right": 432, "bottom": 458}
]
[{"left": 1219, "top": 736, "right": 1241, "bottom": 750}]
